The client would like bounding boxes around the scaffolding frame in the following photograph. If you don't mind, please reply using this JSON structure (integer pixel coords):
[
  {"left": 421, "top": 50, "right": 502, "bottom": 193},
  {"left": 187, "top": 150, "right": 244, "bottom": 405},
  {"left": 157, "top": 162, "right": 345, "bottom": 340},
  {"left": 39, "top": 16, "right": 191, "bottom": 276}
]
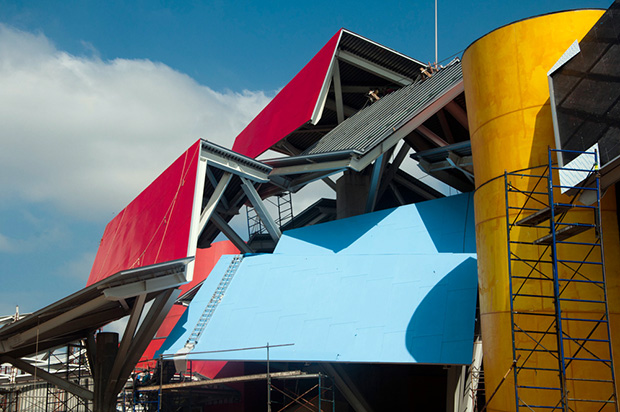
[
  {"left": 130, "top": 367, "right": 333, "bottom": 412},
  {"left": 0, "top": 342, "right": 92, "bottom": 412},
  {"left": 504, "top": 148, "right": 617, "bottom": 411}
]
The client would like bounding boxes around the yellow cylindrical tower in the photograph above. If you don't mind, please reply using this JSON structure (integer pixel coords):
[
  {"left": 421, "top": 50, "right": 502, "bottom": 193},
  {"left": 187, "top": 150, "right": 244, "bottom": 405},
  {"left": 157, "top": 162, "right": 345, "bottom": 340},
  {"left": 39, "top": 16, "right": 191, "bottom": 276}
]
[{"left": 463, "top": 9, "right": 620, "bottom": 411}]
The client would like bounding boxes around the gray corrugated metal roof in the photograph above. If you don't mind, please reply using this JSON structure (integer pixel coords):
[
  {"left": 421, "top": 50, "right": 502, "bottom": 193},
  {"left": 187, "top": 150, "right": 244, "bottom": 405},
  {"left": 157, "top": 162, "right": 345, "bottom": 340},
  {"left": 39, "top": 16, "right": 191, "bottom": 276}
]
[
  {"left": 302, "top": 61, "right": 463, "bottom": 156},
  {"left": 339, "top": 30, "right": 426, "bottom": 79}
]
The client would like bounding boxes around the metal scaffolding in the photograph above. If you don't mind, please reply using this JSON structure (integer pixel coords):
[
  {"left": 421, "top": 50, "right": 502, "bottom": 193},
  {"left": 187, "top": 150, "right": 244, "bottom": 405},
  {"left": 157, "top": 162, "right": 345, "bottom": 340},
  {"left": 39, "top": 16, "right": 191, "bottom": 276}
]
[
  {"left": 0, "top": 342, "right": 92, "bottom": 412},
  {"left": 504, "top": 148, "right": 617, "bottom": 411},
  {"left": 130, "top": 366, "right": 334, "bottom": 412}
]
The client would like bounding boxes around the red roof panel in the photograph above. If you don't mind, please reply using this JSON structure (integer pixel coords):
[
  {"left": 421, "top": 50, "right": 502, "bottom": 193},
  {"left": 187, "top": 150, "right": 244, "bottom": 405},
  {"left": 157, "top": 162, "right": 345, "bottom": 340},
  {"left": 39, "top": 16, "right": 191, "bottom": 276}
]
[
  {"left": 232, "top": 30, "right": 342, "bottom": 158},
  {"left": 87, "top": 140, "right": 202, "bottom": 285}
]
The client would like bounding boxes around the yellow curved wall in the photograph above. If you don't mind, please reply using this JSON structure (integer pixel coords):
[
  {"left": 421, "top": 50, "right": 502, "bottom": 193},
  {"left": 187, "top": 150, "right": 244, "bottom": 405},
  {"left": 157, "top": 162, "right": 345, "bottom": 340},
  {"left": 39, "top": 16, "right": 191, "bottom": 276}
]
[{"left": 462, "top": 10, "right": 620, "bottom": 411}]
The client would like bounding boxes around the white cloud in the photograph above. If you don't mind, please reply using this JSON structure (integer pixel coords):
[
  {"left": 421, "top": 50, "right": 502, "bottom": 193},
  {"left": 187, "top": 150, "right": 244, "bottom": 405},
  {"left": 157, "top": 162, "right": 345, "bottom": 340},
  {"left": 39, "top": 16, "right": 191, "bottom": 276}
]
[
  {"left": 0, "top": 223, "right": 69, "bottom": 254},
  {"left": 56, "top": 251, "right": 97, "bottom": 281},
  {"left": 0, "top": 233, "right": 15, "bottom": 253},
  {"left": 0, "top": 24, "right": 271, "bottom": 222}
]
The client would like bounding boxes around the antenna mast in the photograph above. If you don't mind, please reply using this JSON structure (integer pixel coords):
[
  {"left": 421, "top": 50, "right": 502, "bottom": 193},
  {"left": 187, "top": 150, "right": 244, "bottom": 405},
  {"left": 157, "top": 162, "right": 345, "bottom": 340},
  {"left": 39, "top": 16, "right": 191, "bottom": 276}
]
[{"left": 435, "top": 0, "right": 438, "bottom": 64}]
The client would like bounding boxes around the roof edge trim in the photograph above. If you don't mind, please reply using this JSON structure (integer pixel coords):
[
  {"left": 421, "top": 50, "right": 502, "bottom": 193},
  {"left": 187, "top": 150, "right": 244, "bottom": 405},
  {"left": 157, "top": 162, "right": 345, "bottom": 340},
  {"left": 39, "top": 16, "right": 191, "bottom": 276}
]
[{"left": 310, "top": 29, "right": 345, "bottom": 125}]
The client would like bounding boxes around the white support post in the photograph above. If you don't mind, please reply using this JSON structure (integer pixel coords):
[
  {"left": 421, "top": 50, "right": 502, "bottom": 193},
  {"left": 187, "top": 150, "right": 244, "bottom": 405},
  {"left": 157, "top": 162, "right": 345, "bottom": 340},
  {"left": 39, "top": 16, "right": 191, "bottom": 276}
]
[
  {"left": 198, "top": 172, "right": 232, "bottom": 238},
  {"left": 240, "top": 177, "right": 282, "bottom": 242},
  {"left": 365, "top": 154, "right": 384, "bottom": 213},
  {"left": 337, "top": 50, "right": 412, "bottom": 86}
]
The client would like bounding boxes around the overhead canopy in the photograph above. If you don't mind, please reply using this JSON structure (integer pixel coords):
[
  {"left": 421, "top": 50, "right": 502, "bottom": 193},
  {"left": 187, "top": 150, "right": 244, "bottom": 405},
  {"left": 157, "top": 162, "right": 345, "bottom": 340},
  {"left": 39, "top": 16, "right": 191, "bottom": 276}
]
[
  {"left": 163, "top": 194, "right": 478, "bottom": 365},
  {"left": 0, "top": 258, "right": 191, "bottom": 360}
]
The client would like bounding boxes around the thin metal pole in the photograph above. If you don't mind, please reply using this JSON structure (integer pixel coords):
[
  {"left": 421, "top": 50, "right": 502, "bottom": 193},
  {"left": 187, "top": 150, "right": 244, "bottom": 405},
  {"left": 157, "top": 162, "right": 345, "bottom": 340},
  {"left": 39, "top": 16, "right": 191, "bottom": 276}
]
[
  {"left": 435, "top": 0, "right": 438, "bottom": 64},
  {"left": 504, "top": 171, "right": 520, "bottom": 412},
  {"left": 267, "top": 342, "right": 271, "bottom": 412},
  {"left": 159, "top": 355, "right": 163, "bottom": 412},
  {"left": 319, "top": 373, "right": 322, "bottom": 411},
  {"left": 548, "top": 148, "right": 568, "bottom": 411}
]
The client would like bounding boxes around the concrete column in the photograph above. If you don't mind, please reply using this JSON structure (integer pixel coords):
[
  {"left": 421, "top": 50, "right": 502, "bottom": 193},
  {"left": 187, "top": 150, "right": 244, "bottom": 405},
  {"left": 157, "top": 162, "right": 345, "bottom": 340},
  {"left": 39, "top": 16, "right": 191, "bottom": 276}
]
[
  {"left": 93, "top": 332, "right": 119, "bottom": 412},
  {"left": 336, "top": 170, "right": 370, "bottom": 219}
]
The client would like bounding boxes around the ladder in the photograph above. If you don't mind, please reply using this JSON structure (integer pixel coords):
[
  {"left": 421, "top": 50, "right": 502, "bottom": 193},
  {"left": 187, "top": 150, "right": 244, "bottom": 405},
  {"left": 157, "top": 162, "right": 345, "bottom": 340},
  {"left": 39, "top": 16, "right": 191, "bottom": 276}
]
[
  {"left": 505, "top": 148, "right": 617, "bottom": 411},
  {"left": 247, "top": 192, "right": 293, "bottom": 238},
  {"left": 184, "top": 255, "right": 244, "bottom": 349}
]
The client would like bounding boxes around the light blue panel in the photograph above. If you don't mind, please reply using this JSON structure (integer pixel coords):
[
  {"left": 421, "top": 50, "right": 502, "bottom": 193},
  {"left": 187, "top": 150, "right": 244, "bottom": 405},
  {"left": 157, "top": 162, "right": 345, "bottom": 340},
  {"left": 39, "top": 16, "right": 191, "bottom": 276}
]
[
  {"left": 274, "top": 193, "right": 475, "bottom": 256},
  {"left": 164, "top": 252, "right": 478, "bottom": 365}
]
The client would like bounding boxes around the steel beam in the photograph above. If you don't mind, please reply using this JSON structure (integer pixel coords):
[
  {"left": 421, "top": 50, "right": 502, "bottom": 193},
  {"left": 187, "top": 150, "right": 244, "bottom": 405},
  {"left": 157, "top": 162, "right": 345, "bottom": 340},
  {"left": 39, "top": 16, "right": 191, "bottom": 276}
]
[
  {"left": 393, "top": 174, "right": 439, "bottom": 200},
  {"left": 417, "top": 124, "right": 450, "bottom": 147},
  {"left": 106, "top": 293, "right": 146, "bottom": 394},
  {"left": 445, "top": 100, "right": 469, "bottom": 131},
  {"left": 206, "top": 165, "right": 230, "bottom": 210},
  {"left": 85, "top": 331, "right": 96, "bottom": 373},
  {"left": 324, "top": 99, "right": 357, "bottom": 117},
  {"left": 437, "top": 109, "right": 455, "bottom": 144},
  {"left": 1, "top": 295, "right": 108, "bottom": 351},
  {"left": 103, "top": 273, "right": 186, "bottom": 300},
  {"left": 240, "top": 177, "right": 281, "bottom": 242},
  {"left": 200, "top": 146, "right": 270, "bottom": 183},
  {"left": 322, "top": 177, "right": 337, "bottom": 191},
  {"left": 376, "top": 142, "right": 411, "bottom": 201},
  {"left": 289, "top": 170, "right": 345, "bottom": 192},
  {"left": 389, "top": 182, "right": 406, "bottom": 205},
  {"left": 340, "top": 85, "right": 385, "bottom": 93},
  {"left": 1, "top": 355, "right": 94, "bottom": 400},
  {"left": 198, "top": 171, "right": 232, "bottom": 238},
  {"left": 270, "top": 158, "right": 353, "bottom": 176},
  {"left": 337, "top": 50, "right": 412, "bottom": 86},
  {"left": 324, "top": 363, "right": 374, "bottom": 412},
  {"left": 108, "top": 288, "right": 180, "bottom": 405},
  {"left": 365, "top": 154, "right": 384, "bottom": 213},
  {"left": 417, "top": 152, "right": 474, "bottom": 184},
  {"left": 209, "top": 212, "right": 253, "bottom": 254},
  {"left": 333, "top": 60, "right": 345, "bottom": 123}
]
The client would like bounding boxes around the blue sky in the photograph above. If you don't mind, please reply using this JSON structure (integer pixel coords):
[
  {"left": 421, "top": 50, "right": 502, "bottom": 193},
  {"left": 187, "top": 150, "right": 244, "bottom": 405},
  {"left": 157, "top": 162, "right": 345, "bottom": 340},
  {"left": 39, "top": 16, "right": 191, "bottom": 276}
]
[{"left": 0, "top": 0, "right": 611, "bottom": 316}]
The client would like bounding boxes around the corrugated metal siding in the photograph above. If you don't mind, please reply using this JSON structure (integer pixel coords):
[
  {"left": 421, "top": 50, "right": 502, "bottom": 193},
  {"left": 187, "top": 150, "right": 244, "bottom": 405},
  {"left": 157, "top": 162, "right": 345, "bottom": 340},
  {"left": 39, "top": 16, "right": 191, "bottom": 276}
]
[
  {"left": 339, "top": 31, "right": 425, "bottom": 81},
  {"left": 303, "top": 61, "right": 463, "bottom": 155}
]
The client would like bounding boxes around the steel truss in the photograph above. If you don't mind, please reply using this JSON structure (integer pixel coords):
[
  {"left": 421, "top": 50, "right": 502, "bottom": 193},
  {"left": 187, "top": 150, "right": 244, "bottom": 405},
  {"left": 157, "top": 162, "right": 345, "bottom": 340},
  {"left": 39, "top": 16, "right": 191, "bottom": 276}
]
[{"left": 505, "top": 148, "right": 617, "bottom": 411}]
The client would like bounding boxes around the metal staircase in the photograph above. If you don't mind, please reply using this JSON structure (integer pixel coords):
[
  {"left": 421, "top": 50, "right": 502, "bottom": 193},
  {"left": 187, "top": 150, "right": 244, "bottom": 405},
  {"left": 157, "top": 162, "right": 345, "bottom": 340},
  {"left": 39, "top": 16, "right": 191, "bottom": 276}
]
[
  {"left": 184, "top": 255, "right": 244, "bottom": 349},
  {"left": 504, "top": 148, "right": 617, "bottom": 411}
]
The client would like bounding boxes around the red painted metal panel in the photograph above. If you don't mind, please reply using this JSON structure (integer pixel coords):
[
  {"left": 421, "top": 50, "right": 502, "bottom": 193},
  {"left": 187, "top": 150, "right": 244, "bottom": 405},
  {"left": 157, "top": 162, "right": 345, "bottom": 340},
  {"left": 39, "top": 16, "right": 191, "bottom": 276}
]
[
  {"left": 232, "top": 30, "right": 342, "bottom": 158},
  {"left": 87, "top": 140, "right": 202, "bottom": 285}
]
